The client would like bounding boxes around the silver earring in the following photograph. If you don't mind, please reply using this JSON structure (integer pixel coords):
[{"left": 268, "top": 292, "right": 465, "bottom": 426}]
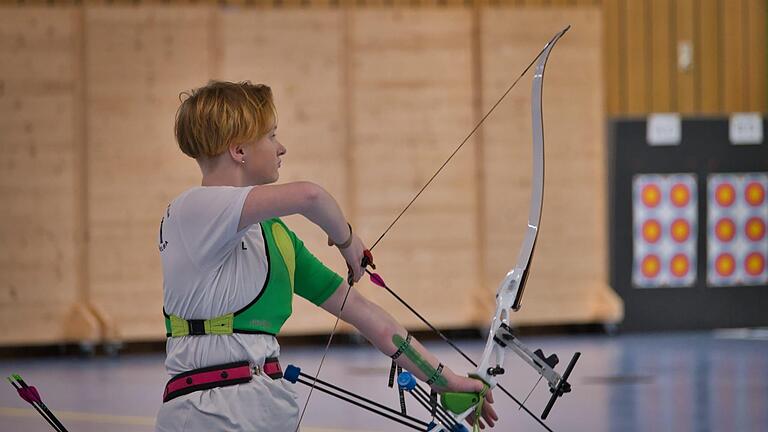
[{"left": 241, "top": 159, "right": 246, "bottom": 164}]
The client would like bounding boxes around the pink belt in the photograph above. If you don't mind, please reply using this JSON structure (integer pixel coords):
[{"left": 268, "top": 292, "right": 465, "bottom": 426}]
[{"left": 163, "top": 358, "right": 283, "bottom": 403}]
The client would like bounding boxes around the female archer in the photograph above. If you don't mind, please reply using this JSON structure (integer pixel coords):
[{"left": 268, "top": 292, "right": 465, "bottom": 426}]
[{"left": 155, "top": 80, "right": 497, "bottom": 431}]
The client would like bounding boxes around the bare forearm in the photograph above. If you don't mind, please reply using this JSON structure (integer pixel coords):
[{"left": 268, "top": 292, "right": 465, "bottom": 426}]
[
  {"left": 320, "top": 285, "right": 498, "bottom": 428},
  {"left": 343, "top": 292, "right": 458, "bottom": 391}
]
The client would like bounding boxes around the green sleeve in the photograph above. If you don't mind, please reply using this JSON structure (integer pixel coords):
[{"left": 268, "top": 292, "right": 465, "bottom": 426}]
[{"left": 279, "top": 220, "right": 343, "bottom": 306}]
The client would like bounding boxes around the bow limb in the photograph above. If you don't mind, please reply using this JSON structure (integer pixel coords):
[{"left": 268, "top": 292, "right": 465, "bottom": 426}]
[{"left": 444, "top": 25, "right": 570, "bottom": 430}]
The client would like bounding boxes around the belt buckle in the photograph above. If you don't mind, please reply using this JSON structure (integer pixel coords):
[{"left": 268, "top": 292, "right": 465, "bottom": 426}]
[{"left": 252, "top": 364, "right": 262, "bottom": 376}]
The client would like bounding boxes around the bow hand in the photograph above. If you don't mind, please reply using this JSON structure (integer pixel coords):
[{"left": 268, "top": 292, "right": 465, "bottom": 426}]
[
  {"left": 441, "top": 374, "right": 497, "bottom": 430},
  {"left": 337, "top": 235, "right": 368, "bottom": 284}
]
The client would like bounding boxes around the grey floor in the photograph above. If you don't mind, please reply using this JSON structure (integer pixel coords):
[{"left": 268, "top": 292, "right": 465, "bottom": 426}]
[{"left": 1, "top": 330, "right": 767, "bottom": 432}]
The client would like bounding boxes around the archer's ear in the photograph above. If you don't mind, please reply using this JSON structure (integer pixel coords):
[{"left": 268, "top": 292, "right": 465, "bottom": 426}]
[{"left": 228, "top": 143, "right": 245, "bottom": 164}]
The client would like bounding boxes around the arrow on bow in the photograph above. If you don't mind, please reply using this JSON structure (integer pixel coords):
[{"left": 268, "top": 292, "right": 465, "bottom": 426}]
[{"left": 295, "top": 25, "right": 576, "bottom": 432}]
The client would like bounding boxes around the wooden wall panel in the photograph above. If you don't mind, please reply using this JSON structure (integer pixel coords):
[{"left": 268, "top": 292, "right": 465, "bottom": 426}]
[
  {"left": 650, "top": 0, "right": 673, "bottom": 112},
  {"left": 675, "top": 0, "right": 696, "bottom": 113},
  {"left": 350, "top": 9, "right": 481, "bottom": 330},
  {"left": 0, "top": 5, "right": 618, "bottom": 346},
  {"left": 481, "top": 8, "right": 621, "bottom": 325},
  {"left": 746, "top": 0, "right": 766, "bottom": 112},
  {"left": 625, "top": 0, "right": 650, "bottom": 114},
  {"left": 603, "top": 0, "right": 622, "bottom": 114},
  {"left": 0, "top": 8, "right": 99, "bottom": 345},
  {"left": 722, "top": 0, "right": 746, "bottom": 112},
  {"left": 697, "top": 0, "right": 722, "bottom": 113},
  {"left": 603, "top": 0, "right": 766, "bottom": 115},
  {"left": 85, "top": 7, "right": 211, "bottom": 341},
  {"left": 217, "top": 9, "right": 348, "bottom": 335}
]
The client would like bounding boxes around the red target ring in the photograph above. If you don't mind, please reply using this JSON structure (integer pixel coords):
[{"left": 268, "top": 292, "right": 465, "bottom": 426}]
[
  {"left": 715, "top": 183, "right": 736, "bottom": 207},
  {"left": 641, "top": 255, "right": 661, "bottom": 278},
  {"left": 715, "top": 253, "right": 736, "bottom": 277}
]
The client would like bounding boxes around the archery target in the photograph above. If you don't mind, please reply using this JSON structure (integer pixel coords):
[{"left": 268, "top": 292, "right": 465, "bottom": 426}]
[
  {"left": 707, "top": 173, "right": 768, "bottom": 286},
  {"left": 633, "top": 174, "right": 698, "bottom": 288}
]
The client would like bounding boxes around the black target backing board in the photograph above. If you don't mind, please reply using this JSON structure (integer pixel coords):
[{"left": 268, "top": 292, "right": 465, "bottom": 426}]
[{"left": 608, "top": 117, "right": 768, "bottom": 332}]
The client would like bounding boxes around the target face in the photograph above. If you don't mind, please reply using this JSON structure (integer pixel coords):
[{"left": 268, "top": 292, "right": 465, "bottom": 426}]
[
  {"left": 745, "top": 217, "right": 766, "bottom": 241},
  {"left": 641, "top": 255, "right": 661, "bottom": 277},
  {"left": 715, "top": 183, "right": 736, "bottom": 207},
  {"left": 707, "top": 173, "right": 768, "bottom": 286},
  {"left": 633, "top": 174, "right": 697, "bottom": 288},
  {"left": 745, "top": 253, "right": 765, "bottom": 276},
  {"left": 670, "top": 183, "right": 691, "bottom": 207},
  {"left": 670, "top": 219, "right": 691, "bottom": 243},
  {"left": 642, "top": 184, "right": 662, "bottom": 208},
  {"left": 715, "top": 218, "right": 736, "bottom": 242},
  {"left": 642, "top": 219, "right": 662, "bottom": 243},
  {"left": 715, "top": 253, "right": 736, "bottom": 277},
  {"left": 745, "top": 182, "right": 765, "bottom": 206},
  {"left": 670, "top": 254, "right": 690, "bottom": 277}
]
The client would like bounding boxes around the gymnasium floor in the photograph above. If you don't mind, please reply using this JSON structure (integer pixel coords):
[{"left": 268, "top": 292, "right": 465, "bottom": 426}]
[{"left": 1, "top": 330, "right": 767, "bottom": 432}]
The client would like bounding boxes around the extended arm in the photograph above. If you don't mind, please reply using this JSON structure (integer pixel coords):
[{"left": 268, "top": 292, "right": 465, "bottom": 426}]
[{"left": 320, "top": 283, "right": 497, "bottom": 428}]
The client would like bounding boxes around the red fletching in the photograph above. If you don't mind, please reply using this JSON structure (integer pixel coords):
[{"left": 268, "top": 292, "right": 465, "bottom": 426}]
[
  {"left": 17, "top": 387, "right": 36, "bottom": 404},
  {"left": 368, "top": 272, "right": 386, "bottom": 288},
  {"left": 28, "top": 386, "right": 42, "bottom": 403}
]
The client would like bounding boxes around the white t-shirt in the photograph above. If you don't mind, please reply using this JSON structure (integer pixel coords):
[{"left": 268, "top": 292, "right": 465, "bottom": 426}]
[{"left": 159, "top": 186, "right": 280, "bottom": 375}]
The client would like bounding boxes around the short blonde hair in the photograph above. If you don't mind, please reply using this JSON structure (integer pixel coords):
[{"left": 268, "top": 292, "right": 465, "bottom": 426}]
[{"left": 175, "top": 81, "right": 277, "bottom": 159}]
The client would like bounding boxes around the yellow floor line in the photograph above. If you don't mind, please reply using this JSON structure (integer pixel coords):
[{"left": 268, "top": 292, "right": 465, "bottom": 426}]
[
  {"left": 0, "top": 406, "right": 154, "bottom": 425},
  {"left": 0, "top": 406, "right": 378, "bottom": 431}
]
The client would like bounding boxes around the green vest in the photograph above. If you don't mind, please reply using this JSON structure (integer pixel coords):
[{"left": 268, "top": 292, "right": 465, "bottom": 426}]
[{"left": 164, "top": 219, "right": 297, "bottom": 337}]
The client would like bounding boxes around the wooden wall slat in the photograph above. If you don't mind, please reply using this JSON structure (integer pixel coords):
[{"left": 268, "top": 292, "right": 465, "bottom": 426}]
[
  {"left": 86, "top": 7, "right": 212, "bottom": 341},
  {"left": 217, "top": 9, "right": 347, "bottom": 335},
  {"left": 625, "top": 0, "right": 649, "bottom": 114},
  {"left": 0, "top": 8, "right": 99, "bottom": 345},
  {"left": 697, "top": 0, "right": 721, "bottom": 113},
  {"left": 603, "top": 0, "right": 622, "bottom": 114},
  {"left": 675, "top": 0, "right": 696, "bottom": 113},
  {"left": 350, "top": 8, "right": 481, "bottom": 330},
  {"left": 722, "top": 0, "right": 746, "bottom": 112},
  {"left": 747, "top": 0, "right": 767, "bottom": 112},
  {"left": 650, "top": 0, "right": 673, "bottom": 112}
]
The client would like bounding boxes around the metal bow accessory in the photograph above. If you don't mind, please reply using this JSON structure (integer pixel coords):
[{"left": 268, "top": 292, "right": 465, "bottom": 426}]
[{"left": 293, "top": 25, "right": 578, "bottom": 432}]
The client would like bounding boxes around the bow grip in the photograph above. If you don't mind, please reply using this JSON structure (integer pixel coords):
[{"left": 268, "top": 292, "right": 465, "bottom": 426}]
[{"left": 440, "top": 391, "right": 480, "bottom": 415}]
